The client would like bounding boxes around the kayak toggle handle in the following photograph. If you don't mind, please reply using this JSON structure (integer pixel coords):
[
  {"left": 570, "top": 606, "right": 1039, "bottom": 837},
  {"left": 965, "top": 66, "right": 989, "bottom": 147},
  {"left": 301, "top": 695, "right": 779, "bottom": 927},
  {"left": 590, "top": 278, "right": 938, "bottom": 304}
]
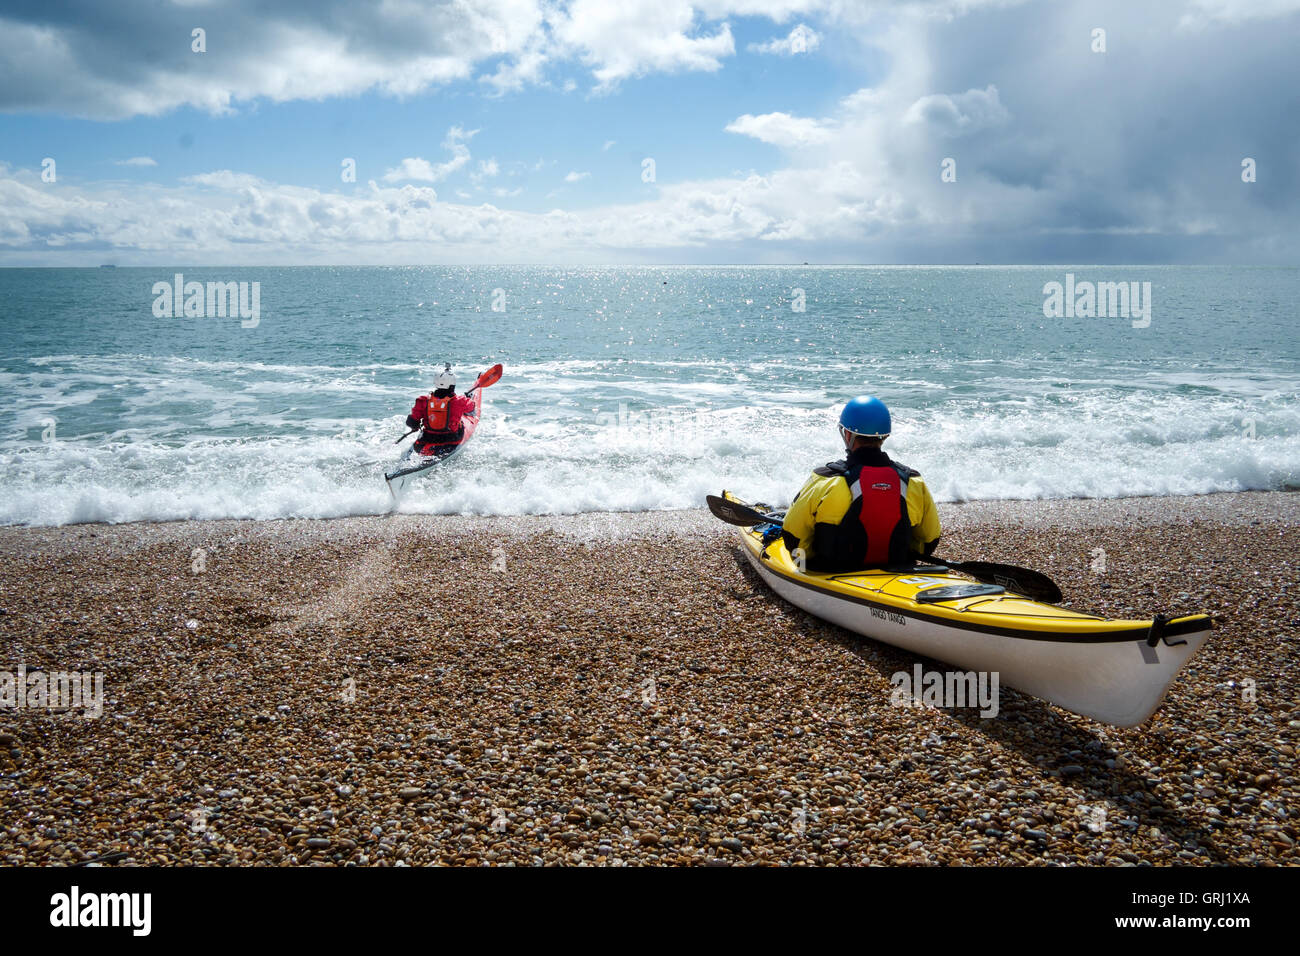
[{"left": 1146, "top": 613, "right": 1192, "bottom": 648}]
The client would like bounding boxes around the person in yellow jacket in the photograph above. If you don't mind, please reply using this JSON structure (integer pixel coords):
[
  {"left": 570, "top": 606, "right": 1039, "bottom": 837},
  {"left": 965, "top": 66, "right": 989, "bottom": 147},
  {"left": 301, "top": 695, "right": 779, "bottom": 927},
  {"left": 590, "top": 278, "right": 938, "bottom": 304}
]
[{"left": 782, "top": 396, "right": 941, "bottom": 571}]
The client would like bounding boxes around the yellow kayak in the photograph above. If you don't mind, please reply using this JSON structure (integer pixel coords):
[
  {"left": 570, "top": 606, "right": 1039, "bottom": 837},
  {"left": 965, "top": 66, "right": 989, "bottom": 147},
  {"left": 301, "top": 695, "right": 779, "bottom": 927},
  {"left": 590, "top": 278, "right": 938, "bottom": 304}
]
[{"left": 720, "top": 491, "right": 1212, "bottom": 727}]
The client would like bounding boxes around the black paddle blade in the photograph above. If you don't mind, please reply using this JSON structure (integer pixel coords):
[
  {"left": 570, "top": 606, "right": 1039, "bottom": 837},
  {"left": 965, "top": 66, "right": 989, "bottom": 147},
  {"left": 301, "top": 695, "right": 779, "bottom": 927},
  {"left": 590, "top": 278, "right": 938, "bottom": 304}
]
[
  {"left": 705, "top": 494, "right": 772, "bottom": 527},
  {"left": 943, "top": 559, "right": 1063, "bottom": 604}
]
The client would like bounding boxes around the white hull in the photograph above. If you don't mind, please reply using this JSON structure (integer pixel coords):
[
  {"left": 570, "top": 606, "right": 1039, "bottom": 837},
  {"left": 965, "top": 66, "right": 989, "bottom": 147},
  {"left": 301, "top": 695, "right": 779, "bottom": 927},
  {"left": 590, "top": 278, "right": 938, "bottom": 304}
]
[{"left": 743, "top": 546, "right": 1211, "bottom": 727}]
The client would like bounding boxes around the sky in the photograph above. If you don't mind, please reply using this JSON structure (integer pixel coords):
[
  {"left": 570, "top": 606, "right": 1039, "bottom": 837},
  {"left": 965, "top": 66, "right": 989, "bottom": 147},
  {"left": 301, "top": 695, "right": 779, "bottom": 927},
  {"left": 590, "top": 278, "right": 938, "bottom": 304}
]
[{"left": 0, "top": 0, "right": 1297, "bottom": 265}]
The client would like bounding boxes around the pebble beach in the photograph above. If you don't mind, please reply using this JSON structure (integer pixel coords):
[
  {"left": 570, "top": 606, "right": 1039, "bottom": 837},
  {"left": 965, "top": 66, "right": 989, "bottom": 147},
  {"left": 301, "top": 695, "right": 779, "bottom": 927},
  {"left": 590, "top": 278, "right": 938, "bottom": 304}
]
[{"left": 1, "top": 491, "right": 1296, "bottom": 867}]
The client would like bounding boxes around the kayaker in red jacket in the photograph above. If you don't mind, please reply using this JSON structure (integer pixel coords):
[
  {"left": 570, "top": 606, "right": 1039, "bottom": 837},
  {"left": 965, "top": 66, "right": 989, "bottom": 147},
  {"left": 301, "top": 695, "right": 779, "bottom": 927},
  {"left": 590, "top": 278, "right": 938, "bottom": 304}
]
[{"left": 407, "top": 365, "right": 476, "bottom": 454}]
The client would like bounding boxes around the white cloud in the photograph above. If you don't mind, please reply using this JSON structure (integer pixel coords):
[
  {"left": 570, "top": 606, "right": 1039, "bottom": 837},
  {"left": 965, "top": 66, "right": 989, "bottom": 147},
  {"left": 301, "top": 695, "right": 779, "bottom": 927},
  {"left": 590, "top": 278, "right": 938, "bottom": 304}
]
[
  {"left": 748, "top": 23, "right": 820, "bottom": 55},
  {"left": 565, "top": 170, "right": 590, "bottom": 181},
  {"left": 1179, "top": 0, "right": 1300, "bottom": 28},
  {"left": 113, "top": 156, "right": 157, "bottom": 167},
  {"left": 0, "top": 7, "right": 502, "bottom": 119},
  {"left": 1, "top": 1, "right": 1297, "bottom": 265},
  {"left": 382, "top": 158, "right": 440, "bottom": 183},
  {"left": 0, "top": 0, "right": 834, "bottom": 118},
  {"left": 603, "top": 140, "right": 616, "bottom": 150},
  {"left": 471, "top": 158, "right": 500, "bottom": 184},
  {"left": 0, "top": 158, "right": 898, "bottom": 262},
  {"left": 480, "top": 46, "right": 550, "bottom": 95},
  {"left": 903, "top": 85, "right": 1009, "bottom": 136},
  {"left": 550, "top": 0, "right": 736, "bottom": 90},
  {"left": 382, "top": 127, "right": 477, "bottom": 183},
  {"left": 184, "top": 171, "right": 268, "bottom": 190},
  {"left": 725, "top": 111, "right": 834, "bottom": 147}
]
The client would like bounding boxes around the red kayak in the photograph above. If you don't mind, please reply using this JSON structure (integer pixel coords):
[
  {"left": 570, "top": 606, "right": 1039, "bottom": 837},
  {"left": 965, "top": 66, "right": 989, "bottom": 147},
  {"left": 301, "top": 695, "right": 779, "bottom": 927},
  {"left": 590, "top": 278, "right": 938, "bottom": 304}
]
[{"left": 384, "top": 364, "right": 500, "bottom": 497}]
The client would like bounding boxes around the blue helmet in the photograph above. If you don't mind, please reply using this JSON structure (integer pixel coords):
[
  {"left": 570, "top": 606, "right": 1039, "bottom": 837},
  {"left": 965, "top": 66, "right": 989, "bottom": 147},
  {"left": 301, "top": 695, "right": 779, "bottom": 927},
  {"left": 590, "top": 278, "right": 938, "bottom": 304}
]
[{"left": 839, "top": 395, "right": 891, "bottom": 440}]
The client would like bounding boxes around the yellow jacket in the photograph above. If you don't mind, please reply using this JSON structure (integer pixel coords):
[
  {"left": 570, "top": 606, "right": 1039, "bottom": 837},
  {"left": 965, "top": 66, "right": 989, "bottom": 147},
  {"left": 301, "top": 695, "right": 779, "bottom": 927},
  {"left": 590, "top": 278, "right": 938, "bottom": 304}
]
[{"left": 782, "top": 448, "right": 941, "bottom": 569}]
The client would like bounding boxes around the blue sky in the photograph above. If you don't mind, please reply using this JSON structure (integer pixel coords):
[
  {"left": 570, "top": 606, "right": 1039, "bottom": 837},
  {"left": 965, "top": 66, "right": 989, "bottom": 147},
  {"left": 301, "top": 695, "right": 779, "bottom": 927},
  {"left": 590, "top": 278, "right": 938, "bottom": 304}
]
[
  {"left": 1, "top": 0, "right": 1297, "bottom": 264},
  {"left": 2, "top": 17, "right": 862, "bottom": 209}
]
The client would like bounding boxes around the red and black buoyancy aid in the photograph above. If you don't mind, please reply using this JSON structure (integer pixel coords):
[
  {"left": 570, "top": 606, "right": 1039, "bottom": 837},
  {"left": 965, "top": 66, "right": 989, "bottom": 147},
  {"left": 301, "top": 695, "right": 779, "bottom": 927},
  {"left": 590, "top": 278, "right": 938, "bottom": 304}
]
[
  {"left": 809, "top": 450, "right": 917, "bottom": 569},
  {"left": 845, "top": 460, "right": 913, "bottom": 566}
]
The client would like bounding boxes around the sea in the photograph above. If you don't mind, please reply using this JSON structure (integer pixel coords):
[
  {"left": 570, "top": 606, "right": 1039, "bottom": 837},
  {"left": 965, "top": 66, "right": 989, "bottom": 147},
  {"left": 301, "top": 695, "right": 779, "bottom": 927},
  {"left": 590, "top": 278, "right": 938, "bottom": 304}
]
[{"left": 1, "top": 265, "right": 1296, "bottom": 526}]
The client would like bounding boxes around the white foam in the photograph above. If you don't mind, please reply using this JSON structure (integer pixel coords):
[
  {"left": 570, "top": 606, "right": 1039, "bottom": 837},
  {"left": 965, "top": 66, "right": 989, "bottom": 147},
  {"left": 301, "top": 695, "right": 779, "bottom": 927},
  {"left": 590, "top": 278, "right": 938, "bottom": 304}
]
[{"left": 2, "top": 355, "right": 1297, "bottom": 526}]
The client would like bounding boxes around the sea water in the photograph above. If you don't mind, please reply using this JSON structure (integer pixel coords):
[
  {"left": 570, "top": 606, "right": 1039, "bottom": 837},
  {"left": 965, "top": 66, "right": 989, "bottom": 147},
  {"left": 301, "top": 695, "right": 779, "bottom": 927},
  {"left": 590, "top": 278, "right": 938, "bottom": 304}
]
[{"left": 1, "top": 265, "right": 1296, "bottom": 526}]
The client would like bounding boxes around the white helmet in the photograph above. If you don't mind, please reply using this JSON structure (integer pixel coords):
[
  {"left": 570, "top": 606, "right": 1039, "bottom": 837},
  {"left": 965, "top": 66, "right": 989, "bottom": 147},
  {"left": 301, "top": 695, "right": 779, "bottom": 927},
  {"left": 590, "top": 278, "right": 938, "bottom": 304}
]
[{"left": 434, "top": 364, "right": 455, "bottom": 390}]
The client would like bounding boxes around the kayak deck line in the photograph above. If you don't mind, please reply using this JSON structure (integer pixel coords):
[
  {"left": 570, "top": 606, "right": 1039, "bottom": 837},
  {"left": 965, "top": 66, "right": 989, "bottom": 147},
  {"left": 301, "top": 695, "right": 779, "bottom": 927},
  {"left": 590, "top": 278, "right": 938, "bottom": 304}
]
[
  {"left": 751, "top": 538, "right": 1210, "bottom": 644},
  {"left": 825, "top": 572, "right": 1111, "bottom": 622}
]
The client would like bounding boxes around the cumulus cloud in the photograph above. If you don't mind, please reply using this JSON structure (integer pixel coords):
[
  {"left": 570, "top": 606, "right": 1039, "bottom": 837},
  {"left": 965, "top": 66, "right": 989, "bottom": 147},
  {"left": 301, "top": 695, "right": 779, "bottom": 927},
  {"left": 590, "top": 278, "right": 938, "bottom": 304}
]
[
  {"left": 903, "top": 85, "right": 1010, "bottom": 136},
  {"left": 0, "top": 0, "right": 781, "bottom": 118},
  {"left": 1, "top": 1, "right": 1297, "bottom": 265},
  {"left": 0, "top": 2, "right": 518, "bottom": 119},
  {"left": 565, "top": 170, "right": 590, "bottom": 181},
  {"left": 549, "top": 0, "right": 735, "bottom": 89},
  {"left": 113, "top": 156, "right": 157, "bottom": 167},
  {"left": 725, "top": 111, "right": 834, "bottom": 147},
  {"left": 479, "top": 45, "right": 550, "bottom": 95},
  {"left": 0, "top": 158, "right": 905, "bottom": 263},
  {"left": 382, "top": 127, "right": 477, "bottom": 183},
  {"left": 748, "top": 23, "right": 821, "bottom": 55}
]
